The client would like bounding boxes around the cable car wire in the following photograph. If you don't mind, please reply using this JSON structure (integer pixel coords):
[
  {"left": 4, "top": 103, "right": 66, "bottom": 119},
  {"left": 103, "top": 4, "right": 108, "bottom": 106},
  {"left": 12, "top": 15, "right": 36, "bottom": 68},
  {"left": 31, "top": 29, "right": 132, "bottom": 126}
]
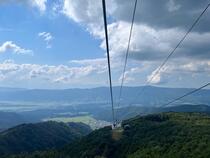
[
  {"left": 131, "top": 3, "right": 210, "bottom": 104},
  {"left": 102, "top": 0, "right": 116, "bottom": 126},
  {"left": 161, "top": 83, "right": 210, "bottom": 107},
  {"left": 118, "top": 0, "right": 138, "bottom": 108}
]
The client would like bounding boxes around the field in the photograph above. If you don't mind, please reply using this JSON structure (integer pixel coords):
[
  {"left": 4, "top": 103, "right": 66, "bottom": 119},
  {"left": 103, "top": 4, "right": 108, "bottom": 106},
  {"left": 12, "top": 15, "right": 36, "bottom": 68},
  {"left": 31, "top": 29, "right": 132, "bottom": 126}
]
[{"left": 43, "top": 115, "right": 110, "bottom": 130}]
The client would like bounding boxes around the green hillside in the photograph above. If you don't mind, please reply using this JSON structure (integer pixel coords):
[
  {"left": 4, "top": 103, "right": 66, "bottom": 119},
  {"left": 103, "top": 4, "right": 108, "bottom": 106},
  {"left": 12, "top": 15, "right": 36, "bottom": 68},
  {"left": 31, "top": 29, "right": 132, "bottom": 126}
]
[
  {"left": 9, "top": 112, "right": 210, "bottom": 158},
  {"left": 0, "top": 121, "right": 91, "bottom": 156}
]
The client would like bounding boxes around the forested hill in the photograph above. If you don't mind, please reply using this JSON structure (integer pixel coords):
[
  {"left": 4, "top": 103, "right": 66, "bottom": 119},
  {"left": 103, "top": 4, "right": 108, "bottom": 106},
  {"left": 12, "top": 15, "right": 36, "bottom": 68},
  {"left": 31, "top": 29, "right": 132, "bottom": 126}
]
[
  {"left": 0, "top": 121, "right": 91, "bottom": 156},
  {"left": 10, "top": 112, "right": 210, "bottom": 158}
]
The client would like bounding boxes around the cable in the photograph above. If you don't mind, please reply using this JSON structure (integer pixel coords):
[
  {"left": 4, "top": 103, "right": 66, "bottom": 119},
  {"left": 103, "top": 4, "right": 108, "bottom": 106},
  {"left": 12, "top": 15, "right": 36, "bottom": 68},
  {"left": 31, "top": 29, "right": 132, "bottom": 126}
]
[
  {"left": 102, "top": 0, "right": 115, "bottom": 126},
  {"left": 161, "top": 83, "right": 210, "bottom": 107},
  {"left": 131, "top": 3, "right": 210, "bottom": 103},
  {"left": 117, "top": 0, "right": 138, "bottom": 108}
]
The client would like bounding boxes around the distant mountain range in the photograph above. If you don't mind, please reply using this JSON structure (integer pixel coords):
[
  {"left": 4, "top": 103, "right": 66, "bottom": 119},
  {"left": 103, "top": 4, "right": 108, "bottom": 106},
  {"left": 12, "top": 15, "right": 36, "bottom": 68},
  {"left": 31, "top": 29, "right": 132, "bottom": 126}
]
[
  {"left": 0, "top": 121, "right": 91, "bottom": 156},
  {"left": 8, "top": 112, "right": 210, "bottom": 158},
  {"left": 0, "top": 86, "right": 209, "bottom": 106}
]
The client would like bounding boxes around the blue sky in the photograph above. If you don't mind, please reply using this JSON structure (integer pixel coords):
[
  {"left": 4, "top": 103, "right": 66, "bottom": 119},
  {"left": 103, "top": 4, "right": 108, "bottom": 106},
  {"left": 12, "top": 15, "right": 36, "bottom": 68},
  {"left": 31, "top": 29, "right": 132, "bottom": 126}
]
[
  {"left": 0, "top": 0, "right": 209, "bottom": 89},
  {"left": 0, "top": 2, "right": 103, "bottom": 65}
]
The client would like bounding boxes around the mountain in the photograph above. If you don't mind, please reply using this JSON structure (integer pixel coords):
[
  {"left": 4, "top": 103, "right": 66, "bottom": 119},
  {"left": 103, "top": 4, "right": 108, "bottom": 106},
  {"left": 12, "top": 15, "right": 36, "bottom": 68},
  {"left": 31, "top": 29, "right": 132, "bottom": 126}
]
[
  {"left": 0, "top": 111, "right": 26, "bottom": 131},
  {"left": 0, "top": 86, "right": 209, "bottom": 106},
  {"left": 0, "top": 121, "right": 91, "bottom": 156},
  {"left": 161, "top": 104, "right": 210, "bottom": 113},
  {"left": 93, "top": 104, "right": 210, "bottom": 122},
  {"left": 12, "top": 112, "right": 210, "bottom": 158}
]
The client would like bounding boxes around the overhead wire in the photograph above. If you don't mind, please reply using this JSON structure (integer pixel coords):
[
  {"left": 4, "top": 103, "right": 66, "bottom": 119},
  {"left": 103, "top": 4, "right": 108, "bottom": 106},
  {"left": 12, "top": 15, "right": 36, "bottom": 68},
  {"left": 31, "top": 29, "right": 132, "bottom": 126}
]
[
  {"left": 101, "top": 0, "right": 210, "bottom": 124},
  {"left": 160, "top": 83, "right": 210, "bottom": 107},
  {"left": 129, "top": 3, "right": 210, "bottom": 105},
  {"left": 117, "top": 0, "right": 138, "bottom": 108},
  {"left": 102, "top": 0, "right": 116, "bottom": 126}
]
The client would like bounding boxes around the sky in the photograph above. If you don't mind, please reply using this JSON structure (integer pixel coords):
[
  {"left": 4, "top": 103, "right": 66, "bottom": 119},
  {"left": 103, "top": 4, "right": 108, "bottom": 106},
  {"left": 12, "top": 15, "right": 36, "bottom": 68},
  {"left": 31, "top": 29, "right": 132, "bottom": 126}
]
[{"left": 0, "top": 0, "right": 209, "bottom": 89}]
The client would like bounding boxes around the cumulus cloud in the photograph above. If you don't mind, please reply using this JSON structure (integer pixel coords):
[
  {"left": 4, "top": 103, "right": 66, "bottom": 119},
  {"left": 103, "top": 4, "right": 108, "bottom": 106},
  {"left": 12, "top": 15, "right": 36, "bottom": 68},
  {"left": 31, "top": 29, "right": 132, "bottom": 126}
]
[
  {"left": 111, "top": 0, "right": 210, "bottom": 32},
  {"left": 147, "top": 60, "right": 210, "bottom": 84},
  {"left": 62, "top": 0, "right": 103, "bottom": 39},
  {"left": 0, "top": 41, "right": 33, "bottom": 55},
  {"left": 31, "top": 0, "right": 47, "bottom": 12},
  {"left": 60, "top": 0, "right": 210, "bottom": 87},
  {"left": 70, "top": 58, "right": 107, "bottom": 73},
  {"left": 70, "top": 58, "right": 106, "bottom": 65},
  {"left": 119, "top": 67, "right": 143, "bottom": 84},
  {"left": 62, "top": 0, "right": 210, "bottom": 32},
  {"left": 62, "top": 0, "right": 117, "bottom": 38},
  {"left": 0, "top": 58, "right": 126, "bottom": 88},
  {"left": 0, "top": 59, "right": 109, "bottom": 87},
  {"left": 69, "top": 58, "right": 121, "bottom": 72},
  {"left": 0, "top": 0, "right": 47, "bottom": 12},
  {"left": 100, "top": 21, "right": 210, "bottom": 62},
  {"left": 63, "top": 0, "right": 100, "bottom": 23},
  {"left": 61, "top": 0, "right": 210, "bottom": 62},
  {"left": 1, "top": 0, "right": 209, "bottom": 88},
  {"left": 38, "top": 32, "right": 53, "bottom": 48}
]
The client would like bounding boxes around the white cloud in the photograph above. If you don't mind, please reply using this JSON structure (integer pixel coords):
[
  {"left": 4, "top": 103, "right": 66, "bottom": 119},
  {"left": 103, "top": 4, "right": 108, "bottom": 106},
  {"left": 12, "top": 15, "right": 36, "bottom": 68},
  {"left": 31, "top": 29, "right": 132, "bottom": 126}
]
[
  {"left": 38, "top": 32, "right": 53, "bottom": 48},
  {"left": 70, "top": 58, "right": 107, "bottom": 73},
  {"left": 0, "top": 58, "right": 127, "bottom": 88},
  {"left": 62, "top": 0, "right": 116, "bottom": 23},
  {"left": 63, "top": 0, "right": 97, "bottom": 23},
  {"left": 62, "top": 0, "right": 103, "bottom": 39},
  {"left": 171, "top": 61, "right": 210, "bottom": 74},
  {"left": 0, "top": 0, "right": 208, "bottom": 88},
  {"left": 0, "top": 0, "right": 47, "bottom": 12},
  {"left": 147, "top": 60, "right": 210, "bottom": 85},
  {"left": 0, "top": 60, "right": 108, "bottom": 87},
  {"left": 51, "top": 0, "right": 63, "bottom": 15},
  {"left": 61, "top": 1, "right": 210, "bottom": 62},
  {"left": 30, "top": 0, "right": 47, "bottom": 12},
  {"left": 119, "top": 67, "right": 144, "bottom": 84},
  {"left": 166, "top": 0, "right": 181, "bottom": 12},
  {"left": 58, "top": 0, "right": 210, "bottom": 88},
  {"left": 62, "top": 0, "right": 116, "bottom": 38},
  {"left": 0, "top": 41, "right": 33, "bottom": 55},
  {"left": 70, "top": 58, "right": 106, "bottom": 65},
  {"left": 147, "top": 69, "right": 163, "bottom": 84},
  {"left": 70, "top": 57, "right": 123, "bottom": 73},
  {"left": 61, "top": 0, "right": 210, "bottom": 86},
  {"left": 99, "top": 21, "right": 210, "bottom": 62}
]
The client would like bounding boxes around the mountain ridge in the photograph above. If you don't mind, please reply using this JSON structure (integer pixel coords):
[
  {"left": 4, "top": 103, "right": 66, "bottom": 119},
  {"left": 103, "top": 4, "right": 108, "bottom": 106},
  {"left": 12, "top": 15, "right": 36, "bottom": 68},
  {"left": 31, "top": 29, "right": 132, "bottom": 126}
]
[
  {"left": 0, "top": 121, "right": 92, "bottom": 156},
  {"left": 0, "top": 86, "right": 209, "bottom": 106},
  {"left": 8, "top": 112, "right": 210, "bottom": 158}
]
